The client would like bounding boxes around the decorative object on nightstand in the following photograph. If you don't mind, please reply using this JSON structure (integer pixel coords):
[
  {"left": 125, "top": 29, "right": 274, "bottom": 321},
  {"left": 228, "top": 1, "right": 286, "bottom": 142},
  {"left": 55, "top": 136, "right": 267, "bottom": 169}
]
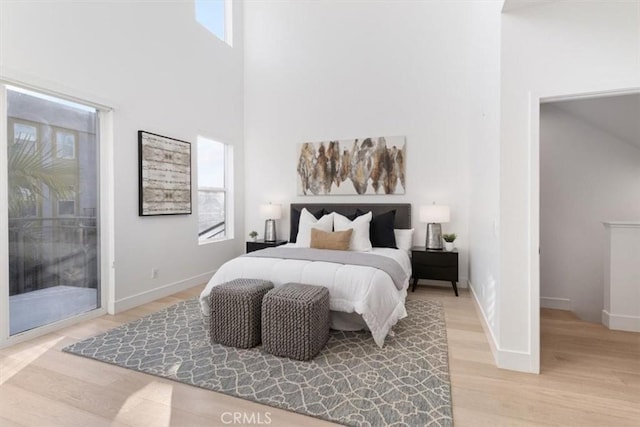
[
  {"left": 249, "top": 230, "right": 258, "bottom": 242},
  {"left": 246, "top": 239, "right": 287, "bottom": 253},
  {"left": 442, "top": 233, "right": 457, "bottom": 252},
  {"left": 260, "top": 203, "right": 282, "bottom": 242},
  {"left": 411, "top": 246, "right": 459, "bottom": 296},
  {"left": 420, "top": 203, "right": 450, "bottom": 250}
]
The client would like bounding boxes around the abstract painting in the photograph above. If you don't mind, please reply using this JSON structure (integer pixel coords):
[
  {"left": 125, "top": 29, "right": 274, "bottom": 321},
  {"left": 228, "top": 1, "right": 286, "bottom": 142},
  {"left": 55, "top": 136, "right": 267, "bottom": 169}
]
[
  {"left": 297, "top": 136, "right": 406, "bottom": 195},
  {"left": 138, "top": 131, "right": 191, "bottom": 216}
]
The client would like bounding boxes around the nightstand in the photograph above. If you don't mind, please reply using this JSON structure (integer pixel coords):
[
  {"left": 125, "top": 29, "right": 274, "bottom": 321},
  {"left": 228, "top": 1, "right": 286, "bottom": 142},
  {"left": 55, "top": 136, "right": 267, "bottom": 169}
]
[
  {"left": 246, "top": 239, "right": 287, "bottom": 253},
  {"left": 411, "top": 246, "right": 459, "bottom": 296}
]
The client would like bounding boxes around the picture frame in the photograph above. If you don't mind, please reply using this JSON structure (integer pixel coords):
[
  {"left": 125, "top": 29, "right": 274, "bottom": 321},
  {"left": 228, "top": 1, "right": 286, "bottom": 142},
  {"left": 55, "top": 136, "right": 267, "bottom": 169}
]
[{"left": 138, "top": 130, "right": 192, "bottom": 216}]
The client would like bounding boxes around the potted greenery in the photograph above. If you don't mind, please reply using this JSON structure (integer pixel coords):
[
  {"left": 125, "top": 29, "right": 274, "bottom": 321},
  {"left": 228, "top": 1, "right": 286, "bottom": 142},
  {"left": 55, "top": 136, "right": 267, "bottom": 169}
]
[
  {"left": 442, "top": 233, "right": 457, "bottom": 251},
  {"left": 249, "top": 230, "right": 258, "bottom": 242}
]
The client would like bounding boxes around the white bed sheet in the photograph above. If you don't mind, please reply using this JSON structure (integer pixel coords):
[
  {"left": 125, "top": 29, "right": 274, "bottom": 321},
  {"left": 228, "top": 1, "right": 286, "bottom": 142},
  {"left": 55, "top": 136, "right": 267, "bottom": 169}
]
[{"left": 199, "top": 245, "right": 411, "bottom": 347}]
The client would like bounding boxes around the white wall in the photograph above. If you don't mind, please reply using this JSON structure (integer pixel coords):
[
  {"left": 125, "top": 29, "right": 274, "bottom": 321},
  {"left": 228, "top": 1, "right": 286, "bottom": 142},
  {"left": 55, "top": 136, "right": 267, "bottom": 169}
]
[
  {"left": 244, "top": 1, "right": 504, "bottom": 288},
  {"left": 603, "top": 222, "right": 640, "bottom": 332},
  {"left": 540, "top": 102, "right": 640, "bottom": 322},
  {"left": 501, "top": 1, "right": 640, "bottom": 371},
  {"left": 0, "top": 1, "right": 245, "bottom": 311},
  {"left": 467, "top": 2, "right": 503, "bottom": 341}
]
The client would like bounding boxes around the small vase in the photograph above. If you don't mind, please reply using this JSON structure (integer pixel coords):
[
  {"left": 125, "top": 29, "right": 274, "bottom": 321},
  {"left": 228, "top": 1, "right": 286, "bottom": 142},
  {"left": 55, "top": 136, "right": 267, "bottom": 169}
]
[{"left": 444, "top": 242, "right": 455, "bottom": 251}]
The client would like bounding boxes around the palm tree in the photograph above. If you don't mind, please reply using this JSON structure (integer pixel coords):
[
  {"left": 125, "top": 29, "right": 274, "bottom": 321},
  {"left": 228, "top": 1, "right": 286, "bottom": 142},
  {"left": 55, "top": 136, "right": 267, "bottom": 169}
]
[
  {"left": 7, "top": 135, "right": 74, "bottom": 218},
  {"left": 7, "top": 135, "right": 76, "bottom": 294}
]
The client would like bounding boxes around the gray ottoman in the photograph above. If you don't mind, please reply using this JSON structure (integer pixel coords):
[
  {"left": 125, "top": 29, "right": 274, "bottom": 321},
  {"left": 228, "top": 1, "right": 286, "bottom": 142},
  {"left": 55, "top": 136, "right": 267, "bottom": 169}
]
[
  {"left": 262, "top": 283, "right": 330, "bottom": 361},
  {"left": 208, "top": 278, "right": 274, "bottom": 348}
]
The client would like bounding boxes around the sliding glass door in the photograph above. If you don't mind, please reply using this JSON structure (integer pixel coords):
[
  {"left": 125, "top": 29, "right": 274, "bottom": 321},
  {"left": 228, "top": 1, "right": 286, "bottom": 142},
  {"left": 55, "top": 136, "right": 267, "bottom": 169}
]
[{"left": 4, "top": 85, "right": 100, "bottom": 336}]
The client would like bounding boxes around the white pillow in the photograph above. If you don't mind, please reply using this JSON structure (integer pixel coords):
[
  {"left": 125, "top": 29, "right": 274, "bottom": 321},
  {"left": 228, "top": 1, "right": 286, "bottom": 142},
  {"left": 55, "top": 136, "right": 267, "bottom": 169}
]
[
  {"left": 333, "top": 211, "right": 373, "bottom": 251},
  {"left": 394, "top": 228, "right": 414, "bottom": 254},
  {"left": 296, "top": 208, "right": 334, "bottom": 247}
]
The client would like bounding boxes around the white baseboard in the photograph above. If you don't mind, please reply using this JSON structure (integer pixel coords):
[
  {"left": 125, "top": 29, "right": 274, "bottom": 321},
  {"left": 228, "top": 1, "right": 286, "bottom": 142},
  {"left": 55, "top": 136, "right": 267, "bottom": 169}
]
[
  {"left": 602, "top": 310, "right": 640, "bottom": 332},
  {"left": 114, "top": 270, "right": 216, "bottom": 314},
  {"left": 540, "top": 296, "right": 571, "bottom": 310},
  {"left": 469, "top": 280, "right": 538, "bottom": 373},
  {"left": 495, "top": 348, "right": 537, "bottom": 372},
  {"left": 468, "top": 281, "right": 500, "bottom": 363}
]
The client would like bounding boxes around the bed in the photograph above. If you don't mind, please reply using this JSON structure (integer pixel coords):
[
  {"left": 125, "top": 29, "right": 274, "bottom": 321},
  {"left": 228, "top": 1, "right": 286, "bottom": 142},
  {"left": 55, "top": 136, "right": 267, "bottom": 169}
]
[{"left": 199, "top": 203, "right": 413, "bottom": 347}]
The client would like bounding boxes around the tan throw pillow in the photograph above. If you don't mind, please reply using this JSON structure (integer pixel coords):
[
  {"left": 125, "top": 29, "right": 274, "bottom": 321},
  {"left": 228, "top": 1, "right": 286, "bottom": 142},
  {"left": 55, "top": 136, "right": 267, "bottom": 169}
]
[{"left": 310, "top": 228, "right": 353, "bottom": 251}]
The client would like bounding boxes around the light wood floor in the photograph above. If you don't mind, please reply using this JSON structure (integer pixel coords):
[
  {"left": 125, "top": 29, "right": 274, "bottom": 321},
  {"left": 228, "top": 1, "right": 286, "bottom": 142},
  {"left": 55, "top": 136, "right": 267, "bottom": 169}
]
[{"left": 1, "top": 285, "right": 639, "bottom": 426}]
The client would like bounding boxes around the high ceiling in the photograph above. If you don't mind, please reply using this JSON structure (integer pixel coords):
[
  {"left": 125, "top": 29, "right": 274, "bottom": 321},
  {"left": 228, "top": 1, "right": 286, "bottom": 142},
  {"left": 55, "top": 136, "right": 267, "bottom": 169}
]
[{"left": 550, "top": 94, "right": 640, "bottom": 149}]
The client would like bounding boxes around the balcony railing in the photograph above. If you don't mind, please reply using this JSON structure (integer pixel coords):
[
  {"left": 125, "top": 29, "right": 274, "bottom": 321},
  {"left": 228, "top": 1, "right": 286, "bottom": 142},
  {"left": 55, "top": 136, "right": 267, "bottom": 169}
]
[
  {"left": 198, "top": 220, "right": 225, "bottom": 241},
  {"left": 8, "top": 217, "right": 98, "bottom": 296}
]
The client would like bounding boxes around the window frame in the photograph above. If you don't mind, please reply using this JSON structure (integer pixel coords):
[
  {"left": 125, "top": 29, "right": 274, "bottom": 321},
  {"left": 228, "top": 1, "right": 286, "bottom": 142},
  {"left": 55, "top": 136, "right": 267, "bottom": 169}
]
[
  {"left": 53, "top": 128, "right": 77, "bottom": 160},
  {"left": 0, "top": 81, "right": 115, "bottom": 348},
  {"left": 197, "top": 136, "right": 233, "bottom": 244},
  {"left": 56, "top": 186, "right": 77, "bottom": 217},
  {"left": 195, "top": 0, "right": 233, "bottom": 46},
  {"left": 10, "top": 118, "right": 39, "bottom": 154},
  {"left": 198, "top": 187, "right": 226, "bottom": 241}
]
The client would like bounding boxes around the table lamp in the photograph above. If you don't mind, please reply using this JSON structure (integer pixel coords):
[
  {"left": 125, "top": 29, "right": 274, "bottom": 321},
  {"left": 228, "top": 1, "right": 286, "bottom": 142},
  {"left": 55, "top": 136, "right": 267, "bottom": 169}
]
[
  {"left": 260, "top": 203, "right": 282, "bottom": 242},
  {"left": 420, "top": 204, "right": 450, "bottom": 250}
]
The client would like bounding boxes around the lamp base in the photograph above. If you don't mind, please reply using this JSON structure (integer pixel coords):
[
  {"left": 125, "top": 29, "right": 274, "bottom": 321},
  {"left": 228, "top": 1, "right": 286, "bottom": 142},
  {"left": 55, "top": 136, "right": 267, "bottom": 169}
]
[
  {"left": 264, "top": 219, "right": 277, "bottom": 242},
  {"left": 426, "top": 223, "right": 443, "bottom": 250}
]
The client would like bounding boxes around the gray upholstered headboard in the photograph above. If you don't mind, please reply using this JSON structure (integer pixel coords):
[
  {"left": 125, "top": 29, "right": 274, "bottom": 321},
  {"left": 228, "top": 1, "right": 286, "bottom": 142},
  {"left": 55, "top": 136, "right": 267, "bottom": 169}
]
[{"left": 290, "top": 203, "right": 411, "bottom": 231}]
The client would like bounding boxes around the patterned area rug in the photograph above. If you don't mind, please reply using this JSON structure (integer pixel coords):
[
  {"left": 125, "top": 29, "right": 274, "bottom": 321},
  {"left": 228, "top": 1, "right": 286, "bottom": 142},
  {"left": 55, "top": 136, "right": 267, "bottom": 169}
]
[{"left": 63, "top": 299, "right": 453, "bottom": 426}]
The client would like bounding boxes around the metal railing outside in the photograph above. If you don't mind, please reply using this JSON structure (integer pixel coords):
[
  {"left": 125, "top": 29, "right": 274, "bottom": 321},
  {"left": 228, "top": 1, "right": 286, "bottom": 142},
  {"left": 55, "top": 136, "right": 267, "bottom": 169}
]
[{"left": 8, "top": 216, "right": 98, "bottom": 296}]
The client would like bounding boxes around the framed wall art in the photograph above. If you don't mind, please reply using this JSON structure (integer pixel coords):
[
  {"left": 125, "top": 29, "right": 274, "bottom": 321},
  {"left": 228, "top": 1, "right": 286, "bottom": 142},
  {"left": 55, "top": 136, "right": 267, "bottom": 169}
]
[
  {"left": 138, "top": 130, "right": 192, "bottom": 216},
  {"left": 297, "top": 136, "right": 406, "bottom": 196}
]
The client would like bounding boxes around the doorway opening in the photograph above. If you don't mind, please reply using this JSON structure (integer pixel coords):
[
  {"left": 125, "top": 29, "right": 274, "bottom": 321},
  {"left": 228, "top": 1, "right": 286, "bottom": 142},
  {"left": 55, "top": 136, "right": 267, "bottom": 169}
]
[
  {"left": 534, "top": 88, "right": 640, "bottom": 374},
  {"left": 1, "top": 82, "right": 113, "bottom": 347}
]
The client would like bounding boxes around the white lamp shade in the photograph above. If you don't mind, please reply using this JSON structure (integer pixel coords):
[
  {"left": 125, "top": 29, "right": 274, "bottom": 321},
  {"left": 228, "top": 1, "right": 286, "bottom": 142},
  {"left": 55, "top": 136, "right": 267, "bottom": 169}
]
[
  {"left": 420, "top": 205, "right": 450, "bottom": 223},
  {"left": 260, "top": 203, "right": 282, "bottom": 220}
]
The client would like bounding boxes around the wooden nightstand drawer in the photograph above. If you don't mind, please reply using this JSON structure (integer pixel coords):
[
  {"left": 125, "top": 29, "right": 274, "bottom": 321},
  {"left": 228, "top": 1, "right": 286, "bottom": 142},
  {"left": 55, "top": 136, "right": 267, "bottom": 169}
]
[
  {"left": 412, "top": 251, "right": 457, "bottom": 267},
  {"left": 413, "top": 265, "right": 458, "bottom": 282}
]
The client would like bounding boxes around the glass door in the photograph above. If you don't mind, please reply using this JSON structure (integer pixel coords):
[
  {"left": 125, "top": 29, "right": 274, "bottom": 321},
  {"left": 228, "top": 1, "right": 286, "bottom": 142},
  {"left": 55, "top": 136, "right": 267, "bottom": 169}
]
[{"left": 5, "top": 86, "right": 100, "bottom": 335}]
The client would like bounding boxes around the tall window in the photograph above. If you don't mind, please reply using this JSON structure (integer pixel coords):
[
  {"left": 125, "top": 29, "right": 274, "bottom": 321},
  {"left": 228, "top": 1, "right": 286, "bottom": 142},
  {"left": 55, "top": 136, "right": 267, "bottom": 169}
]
[
  {"left": 4, "top": 85, "right": 101, "bottom": 336},
  {"left": 195, "top": 0, "right": 233, "bottom": 46},
  {"left": 198, "top": 136, "right": 232, "bottom": 242}
]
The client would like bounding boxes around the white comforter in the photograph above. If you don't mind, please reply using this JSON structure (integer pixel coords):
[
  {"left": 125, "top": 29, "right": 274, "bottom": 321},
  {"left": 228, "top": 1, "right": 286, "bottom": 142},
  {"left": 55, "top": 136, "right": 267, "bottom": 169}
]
[{"left": 199, "top": 245, "right": 411, "bottom": 347}]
